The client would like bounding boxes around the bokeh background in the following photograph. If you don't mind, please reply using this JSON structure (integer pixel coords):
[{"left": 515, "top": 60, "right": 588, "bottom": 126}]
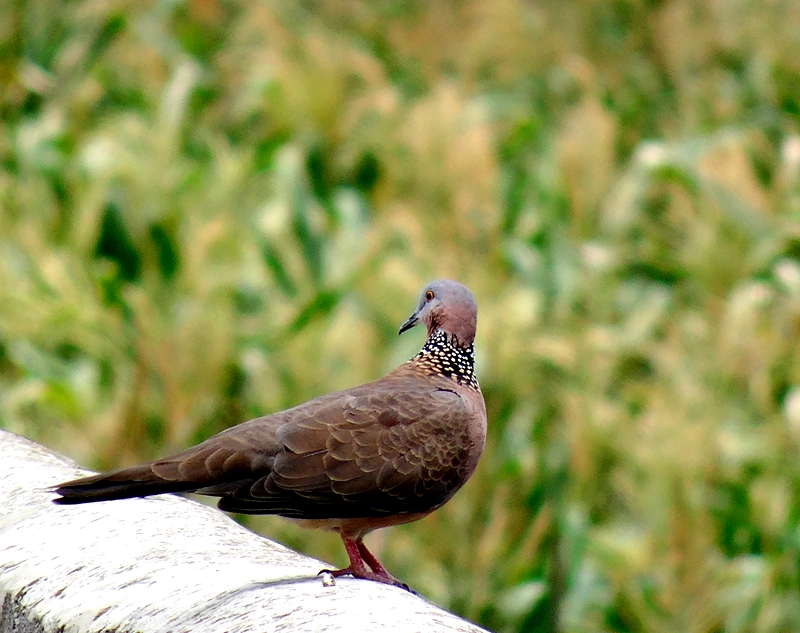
[{"left": 3, "top": 1, "right": 800, "bottom": 631}]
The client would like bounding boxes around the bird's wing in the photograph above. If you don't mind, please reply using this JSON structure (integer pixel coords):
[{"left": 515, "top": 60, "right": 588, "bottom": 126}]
[{"left": 215, "top": 381, "right": 477, "bottom": 519}]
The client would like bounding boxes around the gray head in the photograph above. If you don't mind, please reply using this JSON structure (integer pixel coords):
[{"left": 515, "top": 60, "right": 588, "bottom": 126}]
[{"left": 398, "top": 280, "right": 478, "bottom": 346}]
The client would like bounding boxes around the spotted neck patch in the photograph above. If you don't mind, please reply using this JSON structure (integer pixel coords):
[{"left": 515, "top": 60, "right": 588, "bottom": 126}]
[{"left": 412, "top": 330, "right": 478, "bottom": 389}]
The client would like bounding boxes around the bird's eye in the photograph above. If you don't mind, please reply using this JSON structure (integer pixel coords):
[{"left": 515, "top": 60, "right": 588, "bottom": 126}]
[{"left": 425, "top": 290, "right": 435, "bottom": 301}]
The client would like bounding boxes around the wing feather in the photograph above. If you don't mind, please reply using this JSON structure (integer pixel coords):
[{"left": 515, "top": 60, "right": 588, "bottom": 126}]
[{"left": 213, "top": 381, "right": 477, "bottom": 519}]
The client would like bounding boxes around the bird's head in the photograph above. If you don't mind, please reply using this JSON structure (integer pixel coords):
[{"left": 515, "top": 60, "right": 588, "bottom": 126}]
[{"left": 398, "top": 280, "right": 478, "bottom": 347}]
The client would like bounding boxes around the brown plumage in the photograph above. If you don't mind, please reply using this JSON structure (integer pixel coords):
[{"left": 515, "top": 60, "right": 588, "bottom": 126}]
[{"left": 53, "top": 280, "right": 487, "bottom": 590}]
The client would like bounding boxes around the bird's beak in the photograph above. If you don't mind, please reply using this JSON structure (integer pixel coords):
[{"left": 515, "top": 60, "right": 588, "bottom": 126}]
[{"left": 398, "top": 312, "right": 420, "bottom": 335}]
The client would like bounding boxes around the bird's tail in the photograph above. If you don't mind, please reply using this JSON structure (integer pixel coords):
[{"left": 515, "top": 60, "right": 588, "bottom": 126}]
[
  {"left": 52, "top": 431, "right": 271, "bottom": 505},
  {"left": 52, "top": 464, "right": 200, "bottom": 504}
]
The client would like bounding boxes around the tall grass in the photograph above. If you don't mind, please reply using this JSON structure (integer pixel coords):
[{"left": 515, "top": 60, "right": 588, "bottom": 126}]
[{"left": 2, "top": 1, "right": 800, "bottom": 631}]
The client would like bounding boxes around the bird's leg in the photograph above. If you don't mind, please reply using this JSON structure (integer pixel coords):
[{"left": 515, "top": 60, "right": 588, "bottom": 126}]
[
  {"left": 356, "top": 539, "right": 389, "bottom": 577},
  {"left": 318, "top": 534, "right": 411, "bottom": 591},
  {"left": 354, "top": 537, "right": 412, "bottom": 592},
  {"left": 326, "top": 535, "right": 372, "bottom": 578}
]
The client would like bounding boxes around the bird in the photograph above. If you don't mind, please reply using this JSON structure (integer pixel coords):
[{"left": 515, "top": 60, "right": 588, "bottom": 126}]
[{"left": 52, "top": 279, "right": 487, "bottom": 590}]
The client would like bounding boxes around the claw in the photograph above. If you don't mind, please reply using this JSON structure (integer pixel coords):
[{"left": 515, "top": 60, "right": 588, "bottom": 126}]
[
  {"left": 318, "top": 565, "right": 411, "bottom": 591},
  {"left": 317, "top": 534, "right": 414, "bottom": 592}
]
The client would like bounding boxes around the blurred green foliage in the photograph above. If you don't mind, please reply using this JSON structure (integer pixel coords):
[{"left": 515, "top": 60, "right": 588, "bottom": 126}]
[{"left": 3, "top": 1, "right": 800, "bottom": 631}]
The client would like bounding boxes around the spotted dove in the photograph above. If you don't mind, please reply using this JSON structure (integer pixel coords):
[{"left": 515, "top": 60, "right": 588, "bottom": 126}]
[{"left": 53, "top": 280, "right": 487, "bottom": 590}]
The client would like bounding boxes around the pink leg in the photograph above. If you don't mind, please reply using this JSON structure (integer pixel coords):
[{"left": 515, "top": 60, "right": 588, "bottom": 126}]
[
  {"left": 356, "top": 539, "right": 390, "bottom": 577},
  {"left": 319, "top": 534, "right": 410, "bottom": 591}
]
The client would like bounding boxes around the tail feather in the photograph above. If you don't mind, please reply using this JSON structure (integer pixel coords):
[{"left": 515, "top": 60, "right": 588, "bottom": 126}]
[
  {"left": 52, "top": 466, "right": 200, "bottom": 504},
  {"left": 51, "top": 437, "right": 271, "bottom": 505}
]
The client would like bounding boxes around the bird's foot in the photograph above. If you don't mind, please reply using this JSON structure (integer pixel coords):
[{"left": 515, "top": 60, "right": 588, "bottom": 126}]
[
  {"left": 317, "top": 566, "right": 411, "bottom": 591},
  {"left": 325, "top": 533, "right": 415, "bottom": 592}
]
